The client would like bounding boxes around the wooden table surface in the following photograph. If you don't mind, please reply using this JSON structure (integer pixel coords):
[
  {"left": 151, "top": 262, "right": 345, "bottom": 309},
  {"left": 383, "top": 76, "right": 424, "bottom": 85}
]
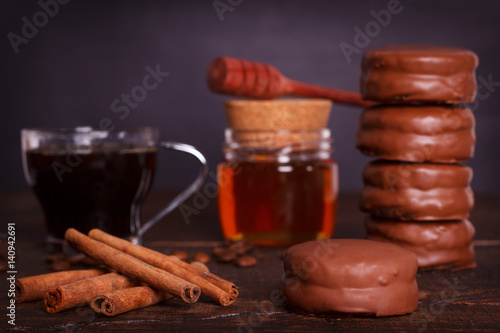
[{"left": 1, "top": 189, "right": 500, "bottom": 332}]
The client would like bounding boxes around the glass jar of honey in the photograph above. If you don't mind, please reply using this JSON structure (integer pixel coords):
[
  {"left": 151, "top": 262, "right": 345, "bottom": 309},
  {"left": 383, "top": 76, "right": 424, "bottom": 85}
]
[{"left": 217, "top": 127, "right": 338, "bottom": 246}]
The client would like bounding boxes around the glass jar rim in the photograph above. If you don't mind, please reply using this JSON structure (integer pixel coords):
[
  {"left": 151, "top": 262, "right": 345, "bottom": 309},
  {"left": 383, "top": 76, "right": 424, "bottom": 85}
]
[
  {"left": 224, "top": 128, "right": 331, "bottom": 134},
  {"left": 223, "top": 127, "right": 333, "bottom": 161}
]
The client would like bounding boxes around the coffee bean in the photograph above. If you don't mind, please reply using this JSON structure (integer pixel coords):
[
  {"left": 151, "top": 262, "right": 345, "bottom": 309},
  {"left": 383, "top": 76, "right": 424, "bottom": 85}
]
[
  {"left": 193, "top": 252, "right": 210, "bottom": 264},
  {"left": 225, "top": 239, "right": 254, "bottom": 255},
  {"left": 46, "top": 253, "right": 64, "bottom": 263},
  {"left": 172, "top": 250, "right": 189, "bottom": 261},
  {"left": 235, "top": 255, "right": 257, "bottom": 267},
  {"left": 190, "top": 261, "right": 210, "bottom": 273},
  {"left": 216, "top": 249, "right": 238, "bottom": 263},
  {"left": 51, "top": 260, "right": 71, "bottom": 272},
  {"left": 65, "top": 254, "right": 86, "bottom": 265},
  {"left": 212, "top": 247, "right": 226, "bottom": 257},
  {"left": 234, "top": 243, "right": 254, "bottom": 256},
  {"left": 227, "top": 239, "right": 243, "bottom": 246},
  {"left": 80, "top": 256, "right": 99, "bottom": 267}
]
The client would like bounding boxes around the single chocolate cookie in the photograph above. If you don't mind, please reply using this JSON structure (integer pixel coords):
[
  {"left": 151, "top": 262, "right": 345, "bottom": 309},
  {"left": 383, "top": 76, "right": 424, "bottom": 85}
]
[
  {"left": 360, "top": 160, "right": 474, "bottom": 221},
  {"left": 365, "top": 217, "right": 476, "bottom": 270},
  {"left": 281, "top": 239, "right": 418, "bottom": 317},
  {"left": 356, "top": 104, "right": 476, "bottom": 163},
  {"left": 361, "top": 44, "right": 478, "bottom": 103}
]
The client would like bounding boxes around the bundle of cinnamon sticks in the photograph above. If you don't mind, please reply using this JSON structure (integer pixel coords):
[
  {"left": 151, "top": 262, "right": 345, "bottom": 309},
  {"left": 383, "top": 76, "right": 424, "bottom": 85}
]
[{"left": 15, "top": 228, "right": 238, "bottom": 316}]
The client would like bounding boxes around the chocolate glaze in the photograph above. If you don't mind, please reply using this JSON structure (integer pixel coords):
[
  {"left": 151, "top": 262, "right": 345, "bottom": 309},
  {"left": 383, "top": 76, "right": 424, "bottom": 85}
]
[
  {"left": 360, "top": 160, "right": 474, "bottom": 221},
  {"left": 361, "top": 45, "right": 478, "bottom": 103},
  {"left": 356, "top": 105, "right": 476, "bottom": 163},
  {"left": 281, "top": 239, "right": 418, "bottom": 317},
  {"left": 365, "top": 217, "right": 476, "bottom": 270}
]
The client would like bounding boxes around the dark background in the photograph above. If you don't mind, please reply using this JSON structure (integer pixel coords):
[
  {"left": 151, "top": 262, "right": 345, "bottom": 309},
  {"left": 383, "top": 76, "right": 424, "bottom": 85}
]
[{"left": 2, "top": 0, "right": 500, "bottom": 197}]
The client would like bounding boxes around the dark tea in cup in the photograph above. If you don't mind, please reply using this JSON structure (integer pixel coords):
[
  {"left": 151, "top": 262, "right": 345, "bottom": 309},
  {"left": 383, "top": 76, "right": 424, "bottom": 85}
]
[
  {"left": 21, "top": 127, "right": 207, "bottom": 252},
  {"left": 24, "top": 147, "right": 156, "bottom": 240}
]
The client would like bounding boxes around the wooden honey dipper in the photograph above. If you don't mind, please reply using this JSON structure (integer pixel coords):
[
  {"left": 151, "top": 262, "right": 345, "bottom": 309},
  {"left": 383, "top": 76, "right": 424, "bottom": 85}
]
[{"left": 207, "top": 56, "right": 374, "bottom": 107}]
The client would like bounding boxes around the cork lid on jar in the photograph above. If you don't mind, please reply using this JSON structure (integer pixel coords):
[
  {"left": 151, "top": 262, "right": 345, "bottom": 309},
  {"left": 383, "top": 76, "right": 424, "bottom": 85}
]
[
  {"left": 224, "top": 99, "right": 332, "bottom": 130},
  {"left": 224, "top": 99, "right": 332, "bottom": 150}
]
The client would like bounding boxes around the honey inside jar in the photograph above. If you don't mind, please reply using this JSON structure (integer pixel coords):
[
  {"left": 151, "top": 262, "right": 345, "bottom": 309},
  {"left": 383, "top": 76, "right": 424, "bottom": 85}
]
[{"left": 218, "top": 157, "right": 338, "bottom": 246}]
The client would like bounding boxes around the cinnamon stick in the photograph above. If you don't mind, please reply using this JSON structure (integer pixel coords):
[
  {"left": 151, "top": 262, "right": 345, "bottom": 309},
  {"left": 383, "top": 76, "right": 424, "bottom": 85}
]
[
  {"left": 88, "top": 228, "right": 237, "bottom": 306},
  {"left": 200, "top": 271, "right": 239, "bottom": 301},
  {"left": 43, "top": 272, "right": 135, "bottom": 313},
  {"left": 170, "top": 255, "right": 239, "bottom": 301},
  {"left": 65, "top": 228, "right": 200, "bottom": 303},
  {"left": 15, "top": 269, "right": 106, "bottom": 303},
  {"left": 91, "top": 286, "right": 173, "bottom": 316}
]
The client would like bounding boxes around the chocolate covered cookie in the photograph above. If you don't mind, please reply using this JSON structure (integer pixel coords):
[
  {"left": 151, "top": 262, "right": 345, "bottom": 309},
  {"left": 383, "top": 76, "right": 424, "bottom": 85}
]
[
  {"left": 365, "top": 217, "right": 476, "bottom": 270},
  {"left": 361, "top": 45, "right": 478, "bottom": 103},
  {"left": 360, "top": 160, "right": 474, "bottom": 221},
  {"left": 281, "top": 239, "right": 418, "bottom": 317},
  {"left": 356, "top": 105, "right": 476, "bottom": 163}
]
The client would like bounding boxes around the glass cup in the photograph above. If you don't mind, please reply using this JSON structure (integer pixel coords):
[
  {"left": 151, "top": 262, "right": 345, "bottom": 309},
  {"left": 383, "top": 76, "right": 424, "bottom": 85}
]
[{"left": 21, "top": 127, "right": 208, "bottom": 252}]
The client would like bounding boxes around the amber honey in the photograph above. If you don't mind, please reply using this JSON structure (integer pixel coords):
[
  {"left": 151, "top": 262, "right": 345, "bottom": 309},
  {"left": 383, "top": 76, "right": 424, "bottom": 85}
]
[{"left": 218, "top": 158, "right": 338, "bottom": 246}]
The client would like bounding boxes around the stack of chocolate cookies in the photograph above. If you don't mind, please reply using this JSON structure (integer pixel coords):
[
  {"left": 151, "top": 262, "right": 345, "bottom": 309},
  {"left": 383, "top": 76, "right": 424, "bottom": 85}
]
[{"left": 356, "top": 45, "right": 478, "bottom": 270}]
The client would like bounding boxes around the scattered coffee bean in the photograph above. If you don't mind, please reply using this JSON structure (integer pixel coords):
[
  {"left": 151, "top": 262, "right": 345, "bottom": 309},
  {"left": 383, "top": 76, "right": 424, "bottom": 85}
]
[
  {"left": 216, "top": 249, "right": 238, "bottom": 263},
  {"left": 51, "top": 260, "right": 71, "bottom": 272},
  {"left": 193, "top": 252, "right": 210, "bottom": 264},
  {"left": 212, "top": 239, "right": 257, "bottom": 267},
  {"left": 227, "top": 239, "right": 243, "bottom": 247},
  {"left": 212, "top": 247, "right": 226, "bottom": 257},
  {"left": 46, "top": 253, "right": 64, "bottom": 263},
  {"left": 232, "top": 242, "right": 254, "bottom": 256},
  {"left": 65, "top": 254, "right": 86, "bottom": 265},
  {"left": 172, "top": 250, "right": 189, "bottom": 261},
  {"left": 190, "top": 261, "right": 210, "bottom": 273},
  {"left": 80, "top": 256, "right": 99, "bottom": 267},
  {"left": 236, "top": 255, "right": 257, "bottom": 267}
]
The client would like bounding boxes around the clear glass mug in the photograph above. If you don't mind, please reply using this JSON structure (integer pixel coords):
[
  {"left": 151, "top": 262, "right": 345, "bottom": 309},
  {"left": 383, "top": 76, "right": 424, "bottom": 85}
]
[{"left": 21, "top": 127, "right": 208, "bottom": 252}]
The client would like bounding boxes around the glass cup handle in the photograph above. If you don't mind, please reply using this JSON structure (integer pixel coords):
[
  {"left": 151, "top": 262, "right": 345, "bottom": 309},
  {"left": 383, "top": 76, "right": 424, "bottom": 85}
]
[{"left": 136, "top": 141, "right": 208, "bottom": 239}]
